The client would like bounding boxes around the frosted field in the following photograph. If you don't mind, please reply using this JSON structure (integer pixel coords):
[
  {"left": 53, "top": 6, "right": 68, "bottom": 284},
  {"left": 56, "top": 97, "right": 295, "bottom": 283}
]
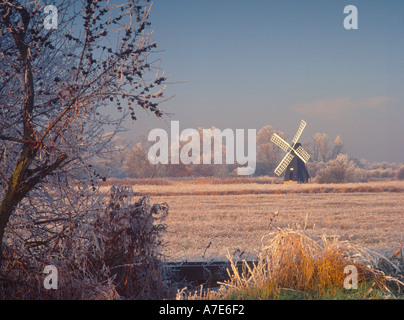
[{"left": 103, "top": 179, "right": 404, "bottom": 261}]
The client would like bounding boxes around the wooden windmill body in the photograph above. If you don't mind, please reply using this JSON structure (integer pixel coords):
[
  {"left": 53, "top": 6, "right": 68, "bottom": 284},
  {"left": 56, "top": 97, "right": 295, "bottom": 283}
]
[{"left": 270, "top": 120, "right": 311, "bottom": 184}]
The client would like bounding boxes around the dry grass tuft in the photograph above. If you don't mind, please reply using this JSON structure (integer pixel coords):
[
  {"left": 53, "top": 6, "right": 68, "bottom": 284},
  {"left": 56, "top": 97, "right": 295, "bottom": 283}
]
[{"left": 178, "top": 230, "right": 404, "bottom": 300}]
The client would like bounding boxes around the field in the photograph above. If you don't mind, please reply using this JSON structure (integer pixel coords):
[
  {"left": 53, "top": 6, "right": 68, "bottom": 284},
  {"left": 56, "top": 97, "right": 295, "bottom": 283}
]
[{"left": 102, "top": 178, "right": 404, "bottom": 262}]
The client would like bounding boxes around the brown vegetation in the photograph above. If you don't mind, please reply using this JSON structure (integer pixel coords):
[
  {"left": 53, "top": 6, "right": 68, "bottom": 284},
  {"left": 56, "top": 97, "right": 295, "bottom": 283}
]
[
  {"left": 101, "top": 177, "right": 403, "bottom": 197},
  {"left": 110, "top": 179, "right": 404, "bottom": 261},
  {"left": 0, "top": 186, "right": 170, "bottom": 299},
  {"left": 178, "top": 230, "right": 404, "bottom": 300},
  {"left": 397, "top": 166, "right": 404, "bottom": 181}
]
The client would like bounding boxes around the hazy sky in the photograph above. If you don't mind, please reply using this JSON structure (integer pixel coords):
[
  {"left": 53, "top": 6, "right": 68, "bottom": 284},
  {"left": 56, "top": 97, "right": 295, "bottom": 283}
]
[{"left": 120, "top": 0, "right": 404, "bottom": 163}]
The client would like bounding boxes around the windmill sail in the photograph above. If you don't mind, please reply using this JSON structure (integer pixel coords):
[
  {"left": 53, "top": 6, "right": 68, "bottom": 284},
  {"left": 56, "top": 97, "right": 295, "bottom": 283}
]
[
  {"left": 294, "top": 145, "right": 310, "bottom": 163},
  {"left": 270, "top": 133, "right": 291, "bottom": 153},
  {"left": 274, "top": 152, "right": 294, "bottom": 176},
  {"left": 291, "top": 120, "right": 306, "bottom": 145},
  {"left": 270, "top": 120, "right": 311, "bottom": 183}
]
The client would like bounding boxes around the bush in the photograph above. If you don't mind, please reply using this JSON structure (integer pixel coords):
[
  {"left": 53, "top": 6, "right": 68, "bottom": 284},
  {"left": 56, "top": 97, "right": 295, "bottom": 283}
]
[
  {"left": 0, "top": 185, "right": 169, "bottom": 299},
  {"left": 315, "top": 154, "right": 357, "bottom": 184},
  {"left": 397, "top": 166, "right": 404, "bottom": 180},
  {"left": 88, "top": 187, "right": 169, "bottom": 299}
]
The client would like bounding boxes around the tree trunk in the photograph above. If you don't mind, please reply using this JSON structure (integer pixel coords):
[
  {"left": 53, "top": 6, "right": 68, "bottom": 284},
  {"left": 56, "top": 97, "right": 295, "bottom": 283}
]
[
  {"left": 0, "top": 159, "right": 31, "bottom": 262},
  {"left": 0, "top": 8, "right": 36, "bottom": 264},
  {"left": 0, "top": 152, "right": 67, "bottom": 264}
]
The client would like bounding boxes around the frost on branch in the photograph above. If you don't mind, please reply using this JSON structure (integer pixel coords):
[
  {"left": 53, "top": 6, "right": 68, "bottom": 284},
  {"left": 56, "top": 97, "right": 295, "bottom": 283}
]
[
  {"left": 0, "top": 0, "right": 171, "bottom": 299},
  {"left": 0, "top": 0, "right": 169, "bottom": 264},
  {"left": 0, "top": 185, "right": 169, "bottom": 300},
  {"left": 89, "top": 186, "right": 169, "bottom": 299}
]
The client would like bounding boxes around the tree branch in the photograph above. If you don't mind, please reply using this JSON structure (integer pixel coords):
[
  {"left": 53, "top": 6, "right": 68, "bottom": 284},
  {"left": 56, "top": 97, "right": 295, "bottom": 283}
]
[
  {"left": 22, "top": 153, "right": 68, "bottom": 192},
  {"left": 0, "top": 135, "right": 36, "bottom": 144}
]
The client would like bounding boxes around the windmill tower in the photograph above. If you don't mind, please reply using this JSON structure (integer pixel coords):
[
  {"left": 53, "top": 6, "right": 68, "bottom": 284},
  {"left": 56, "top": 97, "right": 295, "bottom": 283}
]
[{"left": 270, "top": 120, "right": 310, "bottom": 184}]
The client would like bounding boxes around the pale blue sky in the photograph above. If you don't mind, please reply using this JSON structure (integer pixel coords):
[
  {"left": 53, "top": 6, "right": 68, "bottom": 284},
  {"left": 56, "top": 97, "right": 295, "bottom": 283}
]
[{"left": 120, "top": 0, "right": 404, "bottom": 162}]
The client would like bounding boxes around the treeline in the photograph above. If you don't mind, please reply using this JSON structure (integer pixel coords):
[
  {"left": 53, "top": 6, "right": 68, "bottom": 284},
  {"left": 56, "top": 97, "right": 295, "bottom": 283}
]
[{"left": 93, "top": 126, "right": 404, "bottom": 183}]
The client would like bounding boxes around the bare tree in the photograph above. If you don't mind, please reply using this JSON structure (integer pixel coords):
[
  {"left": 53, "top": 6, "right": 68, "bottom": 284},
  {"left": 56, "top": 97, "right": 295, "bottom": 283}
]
[
  {"left": 332, "top": 135, "right": 344, "bottom": 159},
  {"left": 0, "top": 0, "right": 168, "bottom": 263},
  {"left": 256, "top": 125, "right": 285, "bottom": 175},
  {"left": 186, "top": 126, "right": 229, "bottom": 177},
  {"left": 125, "top": 141, "right": 159, "bottom": 178},
  {"left": 313, "top": 133, "right": 329, "bottom": 162}
]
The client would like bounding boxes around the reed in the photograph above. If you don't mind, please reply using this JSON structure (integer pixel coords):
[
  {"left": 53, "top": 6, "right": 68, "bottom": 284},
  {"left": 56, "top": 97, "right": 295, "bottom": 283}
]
[{"left": 178, "top": 229, "right": 404, "bottom": 300}]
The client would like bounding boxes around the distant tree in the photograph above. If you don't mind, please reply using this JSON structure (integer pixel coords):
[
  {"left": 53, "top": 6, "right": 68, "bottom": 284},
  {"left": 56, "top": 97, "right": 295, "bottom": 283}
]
[
  {"left": 315, "top": 154, "right": 357, "bottom": 183},
  {"left": 187, "top": 126, "right": 229, "bottom": 177},
  {"left": 306, "top": 160, "right": 326, "bottom": 178},
  {"left": 313, "top": 133, "right": 329, "bottom": 162},
  {"left": 125, "top": 141, "right": 166, "bottom": 178},
  {"left": 90, "top": 136, "right": 128, "bottom": 179},
  {"left": 0, "top": 0, "right": 168, "bottom": 263},
  {"left": 256, "top": 125, "right": 285, "bottom": 175},
  {"left": 166, "top": 163, "right": 192, "bottom": 177},
  {"left": 331, "top": 135, "right": 344, "bottom": 159},
  {"left": 397, "top": 166, "right": 404, "bottom": 181}
]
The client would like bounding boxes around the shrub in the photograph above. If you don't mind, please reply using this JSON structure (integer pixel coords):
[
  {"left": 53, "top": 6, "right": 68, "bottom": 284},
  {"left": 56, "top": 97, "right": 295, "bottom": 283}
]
[
  {"left": 178, "top": 230, "right": 404, "bottom": 300},
  {"left": 315, "top": 154, "right": 357, "bottom": 184},
  {"left": 87, "top": 186, "right": 169, "bottom": 299},
  {"left": 397, "top": 166, "right": 404, "bottom": 180},
  {"left": 0, "top": 185, "right": 169, "bottom": 299}
]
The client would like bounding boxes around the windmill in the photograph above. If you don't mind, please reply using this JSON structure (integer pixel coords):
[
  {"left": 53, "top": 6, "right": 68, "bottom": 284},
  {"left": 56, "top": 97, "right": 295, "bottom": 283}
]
[{"left": 270, "top": 120, "right": 310, "bottom": 183}]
